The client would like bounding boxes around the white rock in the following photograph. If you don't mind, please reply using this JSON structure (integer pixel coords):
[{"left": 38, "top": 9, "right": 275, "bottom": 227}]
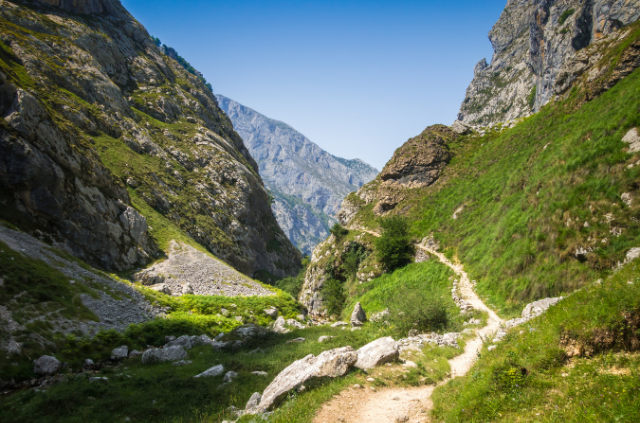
[
  {"left": 351, "top": 302, "right": 367, "bottom": 326},
  {"left": 223, "top": 371, "right": 238, "bottom": 383},
  {"left": 264, "top": 307, "right": 278, "bottom": 318},
  {"left": 272, "top": 316, "right": 290, "bottom": 334},
  {"left": 257, "top": 346, "right": 357, "bottom": 411},
  {"left": 331, "top": 321, "right": 348, "bottom": 328},
  {"left": 194, "top": 364, "right": 224, "bottom": 378},
  {"left": 622, "top": 128, "right": 640, "bottom": 153},
  {"left": 111, "top": 345, "right": 129, "bottom": 359},
  {"left": 252, "top": 371, "right": 268, "bottom": 376},
  {"left": 318, "top": 336, "right": 335, "bottom": 343},
  {"left": 354, "top": 337, "right": 399, "bottom": 370},
  {"left": 245, "top": 392, "right": 262, "bottom": 413},
  {"left": 34, "top": 355, "right": 61, "bottom": 376},
  {"left": 89, "top": 377, "right": 108, "bottom": 383},
  {"left": 141, "top": 346, "right": 188, "bottom": 364}
]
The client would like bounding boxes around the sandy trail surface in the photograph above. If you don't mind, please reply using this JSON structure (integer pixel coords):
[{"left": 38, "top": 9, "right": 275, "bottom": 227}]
[{"left": 313, "top": 232, "right": 504, "bottom": 423}]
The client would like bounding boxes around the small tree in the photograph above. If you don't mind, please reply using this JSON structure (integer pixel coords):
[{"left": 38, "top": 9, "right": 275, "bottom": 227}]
[
  {"left": 321, "top": 279, "right": 345, "bottom": 317},
  {"left": 375, "top": 216, "right": 415, "bottom": 271},
  {"left": 329, "top": 223, "right": 349, "bottom": 237}
]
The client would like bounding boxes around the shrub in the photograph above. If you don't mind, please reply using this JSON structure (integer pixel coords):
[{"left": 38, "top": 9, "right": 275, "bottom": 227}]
[
  {"left": 387, "top": 286, "right": 450, "bottom": 334},
  {"left": 340, "top": 242, "right": 369, "bottom": 281},
  {"left": 558, "top": 8, "right": 575, "bottom": 25},
  {"left": 374, "top": 216, "right": 415, "bottom": 271},
  {"left": 275, "top": 272, "right": 305, "bottom": 298},
  {"left": 321, "top": 278, "right": 346, "bottom": 317},
  {"left": 527, "top": 84, "right": 537, "bottom": 109},
  {"left": 329, "top": 223, "right": 349, "bottom": 237}
]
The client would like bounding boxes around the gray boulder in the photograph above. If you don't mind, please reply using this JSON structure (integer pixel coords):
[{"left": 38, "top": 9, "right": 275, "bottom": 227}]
[
  {"left": 623, "top": 128, "right": 640, "bottom": 153},
  {"left": 272, "top": 316, "right": 290, "bottom": 334},
  {"left": 141, "top": 346, "right": 188, "bottom": 364},
  {"left": 182, "top": 283, "right": 194, "bottom": 295},
  {"left": 286, "top": 319, "right": 306, "bottom": 329},
  {"left": 129, "top": 350, "right": 143, "bottom": 357},
  {"left": 194, "top": 364, "right": 225, "bottom": 378},
  {"left": 264, "top": 307, "right": 278, "bottom": 318},
  {"left": 318, "top": 336, "right": 335, "bottom": 343},
  {"left": 111, "top": 345, "right": 129, "bottom": 359},
  {"left": 233, "top": 324, "right": 269, "bottom": 339},
  {"left": 351, "top": 302, "right": 367, "bottom": 326},
  {"left": 34, "top": 355, "right": 61, "bottom": 376},
  {"left": 165, "top": 335, "right": 194, "bottom": 350},
  {"left": 223, "top": 371, "right": 238, "bottom": 383},
  {"left": 354, "top": 337, "right": 399, "bottom": 370},
  {"left": 330, "top": 321, "right": 348, "bottom": 328},
  {"left": 258, "top": 346, "right": 358, "bottom": 411},
  {"left": 245, "top": 392, "right": 262, "bottom": 413}
]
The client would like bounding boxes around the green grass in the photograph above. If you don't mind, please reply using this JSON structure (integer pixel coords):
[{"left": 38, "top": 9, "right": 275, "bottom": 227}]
[{"left": 430, "top": 258, "right": 640, "bottom": 422}]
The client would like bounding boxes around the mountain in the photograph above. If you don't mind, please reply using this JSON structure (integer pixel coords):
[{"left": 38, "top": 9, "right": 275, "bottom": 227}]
[
  {"left": 457, "top": 0, "right": 640, "bottom": 128},
  {"left": 0, "top": 0, "right": 301, "bottom": 278},
  {"left": 215, "top": 95, "right": 379, "bottom": 255}
]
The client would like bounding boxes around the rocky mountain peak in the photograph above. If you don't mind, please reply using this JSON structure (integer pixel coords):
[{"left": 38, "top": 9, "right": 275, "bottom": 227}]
[
  {"left": 458, "top": 0, "right": 640, "bottom": 128},
  {"left": 34, "top": 0, "right": 130, "bottom": 18}
]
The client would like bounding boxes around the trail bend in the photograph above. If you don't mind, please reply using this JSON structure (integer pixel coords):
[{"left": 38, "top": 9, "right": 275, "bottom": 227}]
[{"left": 313, "top": 230, "right": 503, "bottom": 423}]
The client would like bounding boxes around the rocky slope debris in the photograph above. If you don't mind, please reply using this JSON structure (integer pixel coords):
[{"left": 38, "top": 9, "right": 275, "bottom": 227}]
[
  {"left": 0, "top": 225, "right": 157, "bottom": 355},
  {"left": 0, "top": 0, "right": 300, "bottom": 277},
  {"left": 457, "top": 0, "right": 640, "bottom": 127},
  {"left": 216, "top": 95, "right": 379, "bottom": 255},
  {"left": 505, "top": 296, "right": 564, "bottom": 328},
  {"left": 134, "top": 241, "right": 274, "bottom": 297}
]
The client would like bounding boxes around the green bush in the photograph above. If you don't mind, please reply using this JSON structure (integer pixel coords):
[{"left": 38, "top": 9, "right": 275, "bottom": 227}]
[
  {"left": 275, "top": 272, "right": 305, "bottom": 298},
  {"left": 329, "top": 223, "right": 349, "bottom": 237},
  {"left": 527, "top": 84, "right": 537, "bottom": 109},
  {"left": 558, "top": 8, "right": 575, "bottom": 24},
  {"left": 374, "top": 216, "right": 415, "bottom": 271},
  {"left": 387, "top": 285, "right": 450, "bottom": 334},
  {"left": 340, "top": 242, "right": 369, "bottom": 281},
  {"left": 321, "top": 279, "right": 346, "bottom": 317}
]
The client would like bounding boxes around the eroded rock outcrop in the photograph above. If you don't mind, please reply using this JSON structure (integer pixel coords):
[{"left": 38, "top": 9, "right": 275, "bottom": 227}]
[
  {"left": 0, "top": 0, "right": 301, "bottom": 277},
  {"left": 458, "top": 0, "right": 640, "bottom": 127}
]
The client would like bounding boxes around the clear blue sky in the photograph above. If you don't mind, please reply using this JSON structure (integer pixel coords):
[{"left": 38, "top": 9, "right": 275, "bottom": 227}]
[{"left": 122, "top": 0, "right": 506, "bottom": 170}]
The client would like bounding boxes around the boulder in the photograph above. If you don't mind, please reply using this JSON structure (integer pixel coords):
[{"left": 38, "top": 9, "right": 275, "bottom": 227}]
[
  {"left": 182, "top": 283, "right": 194, "bottom": 295},
  {"left": 84, "top": 359, "right": 96, "bottom": 370},
  {"left": 233, "top": 324, "right": 269, "bottom": 339},
  {"left": 286, "top": 338, "right": 306, "bottom": 344},
  {"left": 623, "top": 128, "right": 640, "bottom": 153},
  {"left": 350, "top": 302, "right": 367, "bottom": 326},
  {"left": 273, "top": 316, "right": 290, "bottom": 334},
  {"left": 129, "top": 350, "right": 143, "bottom": 357},
  {"left": 223, "top": 371, "right": 238, "bottom": 383},
  {"left": 245, "top": 392, "right": 262, "bottom": 413},
  {"left": 111, "top": 345, "right": 129, "bottom": 359},
  {"left": 34, "top": 355, "right": 61, "bottom": 376},
  {"left": 6, "top": 341, "right": 21, "bottom": 356},
  {"left": 141, "top": 346, "right": 188, "bottom": 364},
  {"left": 451, "top": 120, "right": 472, "bottom": 134},
  {"left": 165, "top": 335, "right": 194, "bottom": 350},
  {"left": 318, "top": 336, "right": 334, "bottom": 343},
  {"left": 264, "top": 307, "right": 278, "bottom": 318},
  {"left": 194, "top": 364, "right": 224, "bottom": 378},
  {"left": 258, "top": 346, "right": 358, "bottom": 411},
  {"left": 172, "top": 360, "right": 192, "bottom": 366},
  {"left": 286, "top": 319, "right": 306, "bottom": 329},
  {"left": 354, "top": 337, "right": 399, "bottom": 370},
  {"left": 330, "top": 321, "right": 348, "bottom": 328},
  {"left": 252, "top": 371, "right": 268, "bottom": 376}
]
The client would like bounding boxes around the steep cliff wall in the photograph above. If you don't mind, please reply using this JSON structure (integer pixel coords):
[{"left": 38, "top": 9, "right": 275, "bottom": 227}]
[
  {"left": 457, "top": 0, "right": 640, "bottom": 127},
  {"left": 0, "top": 1, "right": 301, "bottom": 276},
  {"left": 216, "top": 95, "right": 379, "bottom": 255}
]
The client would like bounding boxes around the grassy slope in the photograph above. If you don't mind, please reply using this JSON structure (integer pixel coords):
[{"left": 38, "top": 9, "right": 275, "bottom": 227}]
[
  {"left": 431, "top": 257, "right": 640, "bottom": 423},
  {"left": 350, "top": 66, "right": 640, "bottom": 319}
]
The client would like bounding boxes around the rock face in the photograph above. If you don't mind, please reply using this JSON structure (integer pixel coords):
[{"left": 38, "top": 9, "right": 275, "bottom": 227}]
[
  {"left": 216, "top": 95, "right": 379, "bottom": 255},
  {"left": 34, "top": 355, "right": 61, "bottom": 376},
  {"left": 354, "top": 337, "right": 399, "bottom": 370},
  {"left": 257, "top": 346, "right": 358, "bottom": 411},
  {"left": 0, "top": 0, "right": 300, "bottom": 277},
  {"left": 457, "top": 0, "right": 640, "bottom": 127}
]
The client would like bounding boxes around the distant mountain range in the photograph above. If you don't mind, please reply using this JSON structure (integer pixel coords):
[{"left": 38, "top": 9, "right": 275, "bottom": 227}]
[{"left": 216, "top": 95, "right": 379, "bottom": 255}]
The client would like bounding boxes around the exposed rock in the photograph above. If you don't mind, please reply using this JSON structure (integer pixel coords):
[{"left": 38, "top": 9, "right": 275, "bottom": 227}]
[
  {"left": 84, "top": 359, "right": 96, "bottom": 370},
  {"left": 272, "top": 316, "right": 290, "bottom": 334},
  {"left": 141, "top": 346, "right": 188, "bottom": 364},
  {"left": 505, "top": 297, "right": 564, "bottom": 328},
  {"left": 331, "top": 321, "right": 349, "bottom": 328},
  {"left": 216, "top": 95, "right": 378, "bottom": 255},
  {"left": 354, "top": 337, "right": 399, "bottom": 370},
  {"left": 622, "top": 128, "right": 640, "bottom": 153},
  {"left": 286, "top": 338, "right": 306, "bottom": 344},
  {"left": 245, "top": 392, "right": 262, "bottom": 413},
  {"left": 129, "top": 350, "right": 142, "bottom": 357},
  {"left": 458, "top": 0, "right": 640, "bottom": 127},
  {"left": 318, "top": 336, "right": 335, "bottom": 343},
  {"left": 232, "top": 324, "right": 269, "bottom": 340},
  {"left": 89, "top": 377, "right": 108, "bottom": 383},
  {"left": 172, "top": 360, "right": 192, "bottom": 366},
  {"left": 351, "top": 302, "right": 367, "bottom": 326},
  {"left": 111, "top": 346, "right": 129, "bottom": 359},
  {"left": 286, "top": 319, "right": 306, "bottom": 330},
  {"left": 194, "top": 364, "right": 225, "bottom": 378},
  {"left": 396, "top": 332, "right": 461, "bottom": 354},
  {"left": 451, "top": 120, "right": 472, "bottom": 134},
  {"left": 0, "top": 0, "right": 301, "bottom": 278},
  {"left": 134, "top": 242, "right": 275, "bottom": 297},
  {"left": 264, "top": 307, "right": 278, "bottom": 318},
  {"left": 223, "top": 371, "right": 238, "bottom": 383},
  {"left": 34, "top": 355, "right": 61, "bottom": 376},
  {"left": 257, "top": 346, "right": 358, "bottom": 411},
  {"left": 369, "top": 309, "right": 390, "bottom": 322},
  {"left": 252, "top": 371, "right": 268, "bottom": 376}
]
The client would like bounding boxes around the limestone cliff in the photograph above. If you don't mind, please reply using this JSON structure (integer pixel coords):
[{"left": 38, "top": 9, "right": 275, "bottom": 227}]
[
  {"left": 0, "top": 0, "right": 301, "bottom": 277},
  {"left": 216, "top": 95, "right": 379, "bottom": 255},
  {"left": 458, "top": 0, "right": 640, "bottom": 127}
]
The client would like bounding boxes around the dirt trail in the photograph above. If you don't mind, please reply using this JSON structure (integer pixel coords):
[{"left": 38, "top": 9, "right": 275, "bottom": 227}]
[{"left": 313, "top": 231, "right": 504, "bottom": 423}]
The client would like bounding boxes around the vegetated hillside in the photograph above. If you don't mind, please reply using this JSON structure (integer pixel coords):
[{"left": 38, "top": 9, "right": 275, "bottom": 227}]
[
  {"left": 306, "top": 21, "right": 640, "bottom": 320},
  {"left": 216, "top": 94, "right": 379, "bottom": 256},
  {"left": 458, "top": 0, "right": 640, "bottom": 127},
  {"left": 0, "top": 0, "right": 301, "bottom": 278}
]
